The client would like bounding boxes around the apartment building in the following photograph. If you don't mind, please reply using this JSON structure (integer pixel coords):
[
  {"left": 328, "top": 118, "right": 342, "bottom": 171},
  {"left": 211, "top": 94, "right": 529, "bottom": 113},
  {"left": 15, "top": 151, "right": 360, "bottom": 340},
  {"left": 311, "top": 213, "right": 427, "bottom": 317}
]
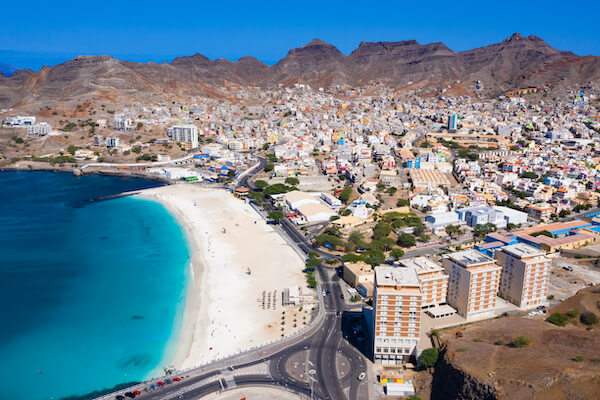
[
  {"left": 168, "top": 125, "right": 199, "bottom": 149},
  {"left": 27, "top": 122, "right": 52, "bottom": 136},
  {"left": 399, "top": 257, "right": 448, "bottom": 308},
  {"left": 495, "top": 243, "right": 550, "bottom": 309},
  {"left": 372, "top": 266, "right": 422, "bottom": 365},
  {"left": 442, "top": 250, "right": 501, "bottom": 319},
  {"left": 526, "top": 204, "right": 555, "bottom": 222}
]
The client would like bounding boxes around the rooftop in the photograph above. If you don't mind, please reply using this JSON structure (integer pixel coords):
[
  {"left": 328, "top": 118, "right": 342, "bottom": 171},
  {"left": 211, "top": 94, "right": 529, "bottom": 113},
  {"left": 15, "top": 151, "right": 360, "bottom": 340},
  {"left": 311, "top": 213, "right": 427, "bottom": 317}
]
[
  {"left": 501, "top": 243, "right": 546, "bottom": 259},
  {"left": 375, "top": 265, "right": 420, "bottom": 287},
  {"left": 399, "top": 257, "right": 444, "bottom": 274},
  {"left": 446, "top": 249, "right": 496, "bottom": 267}
]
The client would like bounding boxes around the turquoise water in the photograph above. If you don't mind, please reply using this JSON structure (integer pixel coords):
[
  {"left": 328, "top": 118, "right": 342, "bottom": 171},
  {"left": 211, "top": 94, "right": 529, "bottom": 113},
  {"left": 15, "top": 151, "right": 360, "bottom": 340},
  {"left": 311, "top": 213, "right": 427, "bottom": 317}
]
[{"left": 0, "top": 171, "right": 190, "bottom": 400}]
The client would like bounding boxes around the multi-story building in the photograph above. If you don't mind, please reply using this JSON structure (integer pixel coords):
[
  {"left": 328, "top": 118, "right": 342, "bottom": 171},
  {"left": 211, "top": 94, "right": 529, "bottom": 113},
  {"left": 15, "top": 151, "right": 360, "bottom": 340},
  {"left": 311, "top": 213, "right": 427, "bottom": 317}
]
[
  {"left": 526, "top": 204, "right": 555, "bottom": 222},
  {"left": 93, "top": 134, "right": 105, "bottom": 147},
  {"left": 495, "top": 243, "right": 550, "bottom": 309},
  {"left": 372, "top": 265, "right": 422, "bottom": 365},
  {"left": 399, "top": 257, "right": 449, "bottom": 308},
  {"left": 106, "top": 137, "right": 120, "bottom": 148},
  {"left": 27, "top": 122, "right": 52, "bottom": 136},
  {"left": 168, "top": 125, "right": 199, "bottom": 149},
  {"left": 442, "top": 250, "right": 501, "bottom": 319}
]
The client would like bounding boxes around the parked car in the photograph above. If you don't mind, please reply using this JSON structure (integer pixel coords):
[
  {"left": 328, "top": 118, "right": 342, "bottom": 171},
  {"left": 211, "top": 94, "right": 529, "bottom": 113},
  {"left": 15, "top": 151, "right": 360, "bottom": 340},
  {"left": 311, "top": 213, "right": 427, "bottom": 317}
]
[{"left": 358, "top": 372, "right": 366, "bottom": 380}]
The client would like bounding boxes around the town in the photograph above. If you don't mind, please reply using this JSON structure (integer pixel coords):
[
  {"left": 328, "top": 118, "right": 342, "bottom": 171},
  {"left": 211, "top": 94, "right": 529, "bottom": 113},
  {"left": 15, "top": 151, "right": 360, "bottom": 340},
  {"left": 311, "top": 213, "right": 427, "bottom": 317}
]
[{"left": 2, "top": 81, "right": 600, "bottom": 399}]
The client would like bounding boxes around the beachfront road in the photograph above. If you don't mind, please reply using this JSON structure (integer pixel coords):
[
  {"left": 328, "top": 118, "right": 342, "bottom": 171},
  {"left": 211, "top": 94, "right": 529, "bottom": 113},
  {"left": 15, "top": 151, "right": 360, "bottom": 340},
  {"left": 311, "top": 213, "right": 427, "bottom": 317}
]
[{"left": 132, "top": 265, "right": 369, "bottom": 400}]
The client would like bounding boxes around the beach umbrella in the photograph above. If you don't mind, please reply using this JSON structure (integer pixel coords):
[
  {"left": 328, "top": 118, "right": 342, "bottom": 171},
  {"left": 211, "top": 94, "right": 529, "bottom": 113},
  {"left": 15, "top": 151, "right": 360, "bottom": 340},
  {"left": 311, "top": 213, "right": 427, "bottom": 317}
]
[{"left": 157, "top": 381, "right": 164, "bottom": 386}]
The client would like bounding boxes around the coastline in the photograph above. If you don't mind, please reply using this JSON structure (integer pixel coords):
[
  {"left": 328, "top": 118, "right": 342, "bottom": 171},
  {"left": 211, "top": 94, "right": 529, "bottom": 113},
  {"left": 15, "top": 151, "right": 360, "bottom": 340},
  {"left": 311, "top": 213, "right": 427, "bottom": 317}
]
[{"left": 137, "top": 185, "right": 311, "bottom": 372}]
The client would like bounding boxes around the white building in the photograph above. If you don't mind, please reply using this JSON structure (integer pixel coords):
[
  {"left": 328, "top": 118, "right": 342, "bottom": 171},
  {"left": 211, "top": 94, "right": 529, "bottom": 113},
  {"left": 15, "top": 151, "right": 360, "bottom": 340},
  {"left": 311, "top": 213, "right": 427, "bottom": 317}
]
[
  {"left": 113, "top": 117, "right": 133, "bottom": 131},
  {"left": 168, "top": 125, "right": 199, "bottom": 149},
  {"left": 106, "top": 137, "right": 120, "bottom": 148},
  {"left": 27, "top": 122, "right": 52, "bottom": 136},
  {"left": 3, "top": 115, "right": 35, "bottom": 126}
]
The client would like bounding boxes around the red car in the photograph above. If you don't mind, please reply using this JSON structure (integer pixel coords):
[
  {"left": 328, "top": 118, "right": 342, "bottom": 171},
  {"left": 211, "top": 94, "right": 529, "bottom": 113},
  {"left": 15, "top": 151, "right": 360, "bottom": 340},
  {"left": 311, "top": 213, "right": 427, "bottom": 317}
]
[{"left": 172, "top": 377, "right": 181, "bottom": 382}]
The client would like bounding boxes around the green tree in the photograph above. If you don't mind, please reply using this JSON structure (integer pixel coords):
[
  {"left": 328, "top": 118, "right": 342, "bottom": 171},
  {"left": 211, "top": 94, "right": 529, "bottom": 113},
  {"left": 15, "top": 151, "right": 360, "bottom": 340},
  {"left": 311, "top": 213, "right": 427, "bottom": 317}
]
[
  {"left": 264, "top": 163, "right": 274, "bottom": 172},
  {"left": 390, "top": 248, "right": 405, "bottom": 260},
  {"left": 136, "top": 122, "right": 143, "bottom": 129},
  {"left": 285, "top": 177, "right": 300, "bottom": 186},
  {"left": 268, "top": 210, "right": 284, "bottom": 223},
  {"left": 67, "top": 145, "right": 78, "bottom": 155},
  {"left": 413, "top": 225, "right": 425, "bottom": 236},
  {"left": 342, "top": 253, "right": 364, "bottom": 263},
  {"left": 263, "top": 183, "right": 290, "bottom": 196},
  {"left": 373, "top": 222, "right": 392, "bottom": 240},
  {"left": 396, "top": 198, "right": 410, "bottom": 207},
  {"left": 445, "top": 224, "right": 460, "bottom": 238},
  {"left": 397, "top": 233, "right": 416, "bottom": 248},
  {"left": 420, "top": 348, "right": 439, "bottom": 368},
  {"left": 339, "top": 186, "right": 352, "bottom": 203},
  {"left": 255, "top": 180, "right": 268, "bottom": 189},
  {"left": 132, "top": 145, "right": 142, "bottom": 154}
]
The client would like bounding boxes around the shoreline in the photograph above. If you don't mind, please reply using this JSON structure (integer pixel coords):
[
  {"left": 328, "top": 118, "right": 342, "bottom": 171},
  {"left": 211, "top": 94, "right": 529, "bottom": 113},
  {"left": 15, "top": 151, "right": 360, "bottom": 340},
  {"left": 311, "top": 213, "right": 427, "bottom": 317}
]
[
  {"left": 137, "top": 185, "right": 311, "bottom": 373},
  {"left": 0, "top": 164, "right": 174, "bottom": 184}
]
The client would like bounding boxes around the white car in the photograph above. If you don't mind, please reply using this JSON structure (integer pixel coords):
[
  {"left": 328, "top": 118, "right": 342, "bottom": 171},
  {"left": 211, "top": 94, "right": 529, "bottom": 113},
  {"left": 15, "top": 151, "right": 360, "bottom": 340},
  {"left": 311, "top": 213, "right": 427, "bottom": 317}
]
[{"left": 358, "top": 372, "right": 366, "bottom": 381}]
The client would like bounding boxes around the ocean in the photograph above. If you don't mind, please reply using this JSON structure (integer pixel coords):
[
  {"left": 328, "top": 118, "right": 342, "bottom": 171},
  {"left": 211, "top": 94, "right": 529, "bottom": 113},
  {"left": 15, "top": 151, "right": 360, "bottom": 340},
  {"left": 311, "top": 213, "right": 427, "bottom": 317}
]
[{"left": 0, "top": 171, "right": 190, "bottom": 400}]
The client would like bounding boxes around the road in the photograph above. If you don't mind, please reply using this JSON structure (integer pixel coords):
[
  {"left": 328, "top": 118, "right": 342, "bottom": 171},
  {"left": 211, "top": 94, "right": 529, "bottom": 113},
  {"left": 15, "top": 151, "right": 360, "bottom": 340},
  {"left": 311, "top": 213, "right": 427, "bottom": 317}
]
[{"left": 132, "top": 266, "right": 368, "bottom": 400}]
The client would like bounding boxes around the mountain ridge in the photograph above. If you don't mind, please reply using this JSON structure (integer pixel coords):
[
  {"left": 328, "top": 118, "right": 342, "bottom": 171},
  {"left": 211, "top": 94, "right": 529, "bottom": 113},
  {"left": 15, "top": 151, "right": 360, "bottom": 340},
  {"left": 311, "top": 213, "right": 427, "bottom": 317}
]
[{"left": 1, "top": 33, "right": 598, "bottom": 108}]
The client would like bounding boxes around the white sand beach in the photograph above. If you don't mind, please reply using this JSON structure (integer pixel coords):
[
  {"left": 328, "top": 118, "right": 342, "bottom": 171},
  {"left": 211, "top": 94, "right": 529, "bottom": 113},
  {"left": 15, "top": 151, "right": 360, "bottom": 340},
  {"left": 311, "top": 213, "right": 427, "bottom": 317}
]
[{"left": 137, "top": 185, "right": 311, "bottom": 370}]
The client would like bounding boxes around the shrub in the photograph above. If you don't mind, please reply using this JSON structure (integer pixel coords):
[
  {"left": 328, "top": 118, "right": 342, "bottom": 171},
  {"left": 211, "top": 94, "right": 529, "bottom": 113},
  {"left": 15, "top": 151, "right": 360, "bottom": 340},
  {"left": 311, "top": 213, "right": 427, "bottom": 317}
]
[
  {"left": 473, "top": 337, "right": 483, "bottom": 342},
  {"left": 494, "top": 339, "right": 506, "bottom": 346},
  {"left": 511, "top": 335, "right": 531, "bottom": 348},
  {"left": 566, "top": 309, "right": 579, "bottom": 318},
  {"left": 574, "top": 355, "right": 587, "bottom": 362},
  {"left": 407, "top": 396, "right": 422, "bottom": 400},
  {"left": 547, "top": 294, "right": 555, "bottom": 300},
  {"left": 420, "top": 348, "right": 439, "bottom": 368},
  {"left": 580, "top": 312, "right": 599, "bottom": 326},
  {"left": 547, "top": 313, "right": 568, "bottom": 326},
  {"left": 430, "top": 329, "right": 439, "bottom": 337}
]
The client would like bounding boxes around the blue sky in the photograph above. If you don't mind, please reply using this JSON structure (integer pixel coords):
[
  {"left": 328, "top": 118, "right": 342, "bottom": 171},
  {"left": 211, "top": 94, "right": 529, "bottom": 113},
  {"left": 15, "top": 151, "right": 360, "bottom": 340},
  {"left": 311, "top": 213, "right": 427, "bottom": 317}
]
[{"left": 1, "top": 0, "right": 598, "bottom": 71}]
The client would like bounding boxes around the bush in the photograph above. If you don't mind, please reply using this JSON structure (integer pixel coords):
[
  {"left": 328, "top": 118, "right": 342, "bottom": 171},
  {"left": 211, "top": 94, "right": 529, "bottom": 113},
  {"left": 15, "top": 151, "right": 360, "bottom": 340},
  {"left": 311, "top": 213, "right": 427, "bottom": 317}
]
[
  {"left": 511, "top": 335, "right": 531, "bottom": 348},
  {"left": 407, "top": 396, "right": 422, "bottom": 400},
  {"left": 264, "top": 163, "right": 274, "bottom": 172},
  {"left": 396, "top": 198, "right": 410, "bottom": 207},
  {"left": 580, "top": 311, "right": 599, "bottom": 326},
  {"left": 547, "top": 313, "right": 568, "bottom": 326},
  {"left": 494, "top": 339, "right": 506, "bottom": 346},
  {"left": 547, "top": 294, "right": 555, "bottom": 300},
  {"left": 419, "top": 348, "right": 439, "bottom": 368},
  {"left": 430, "top": 329, "right": 439, "bottom": 337},
  {"left": 574, "top": 355, "right": 587, "bottom": 362},
  {"left": 566, "top": 309, "right": 579, "bottom": 318}
]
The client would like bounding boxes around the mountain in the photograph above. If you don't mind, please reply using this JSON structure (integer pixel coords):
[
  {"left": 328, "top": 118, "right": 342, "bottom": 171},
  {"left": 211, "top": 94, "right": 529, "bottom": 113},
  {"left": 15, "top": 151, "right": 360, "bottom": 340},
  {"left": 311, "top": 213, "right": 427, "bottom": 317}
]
[
  {"left": 0, "top": 34, "right": 598, "bottom": 108},
  {"left": 0, "top": 63, "right": 19, "bottom": 77}
]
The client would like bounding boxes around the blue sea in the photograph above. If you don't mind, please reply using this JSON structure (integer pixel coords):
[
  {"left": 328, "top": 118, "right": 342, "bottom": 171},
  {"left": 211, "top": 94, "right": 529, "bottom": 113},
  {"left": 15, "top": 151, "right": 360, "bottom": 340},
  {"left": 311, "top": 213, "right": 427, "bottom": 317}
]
[{"left": 0, "top": 171, "right": 190, "bottom": 400}]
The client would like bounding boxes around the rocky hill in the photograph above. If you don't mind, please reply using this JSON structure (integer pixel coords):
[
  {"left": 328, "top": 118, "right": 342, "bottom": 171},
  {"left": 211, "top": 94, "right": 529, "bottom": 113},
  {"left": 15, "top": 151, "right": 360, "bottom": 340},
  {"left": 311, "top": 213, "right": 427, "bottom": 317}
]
[
  {"left": 430, "top": 286, "right": 600, "bottom": 400},
  {"left": 0, "top": 33, "right": 599, "bottom": 108}
]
